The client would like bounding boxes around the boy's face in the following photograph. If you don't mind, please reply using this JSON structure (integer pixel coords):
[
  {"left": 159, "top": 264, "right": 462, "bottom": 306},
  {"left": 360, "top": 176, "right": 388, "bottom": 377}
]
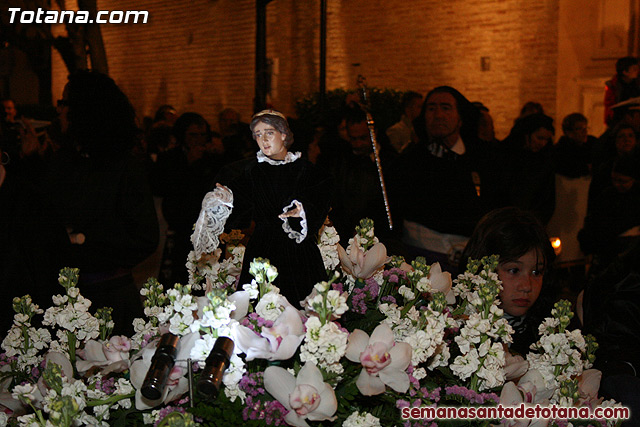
[{"left": 623, "top": 64, "right": 640, "bottom": 81}]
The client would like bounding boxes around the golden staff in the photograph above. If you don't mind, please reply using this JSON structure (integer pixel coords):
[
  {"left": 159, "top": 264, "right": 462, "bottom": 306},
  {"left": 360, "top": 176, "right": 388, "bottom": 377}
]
[{"left": 356, "top": 75, "right": 393, "bottom": 231}]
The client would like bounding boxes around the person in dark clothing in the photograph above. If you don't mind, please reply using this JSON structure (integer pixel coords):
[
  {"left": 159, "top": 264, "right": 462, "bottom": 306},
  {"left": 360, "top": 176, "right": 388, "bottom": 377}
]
[
  {"left": 554, "top": 113, "right": 595, "bottom": 178},
  {"left": 588, "top": 122, "right": 638, "bottom": 210},
  {"left": 594, "top": 96, "right": 640, "bottom": 172},
  {"left": 459, "top": 207, "right": 558, "bottom": 356},
  {"left": 218, "top": 108, "right": 253, "bottom": 163},
  {"left": 582, "top": 240, "right": 640, "bottom": 427},
  {"left": 152, "top": 113, "right": 226, "bottom": 286},
  {"left": 498, "top": 113, "right": 556, "bottom": 226},
  {"left": 329, "top": 106, "right": 394, "bottom": 246},
  {"left": 0, "top": 144, "right": 69, "bottom": 334},
  {"left": 388, "top": 86, "right": 489, "bottom": 273},
  {"left": 191, "top": 110, "right": 332, "bottom": 305},
  {"left": 604, "top": 56, "right": 640, "bottom": 127},
  {"left": 44, "top": 70, "right": 159, "bottom": 336},
  {"left": 579, "top": 154, "right": 640, "bottom": 278}
]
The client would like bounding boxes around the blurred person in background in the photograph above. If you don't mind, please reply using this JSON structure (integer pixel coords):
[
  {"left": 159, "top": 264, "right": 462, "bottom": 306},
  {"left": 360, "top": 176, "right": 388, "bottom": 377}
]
[{"left": 44, "top": 70, "right": 159, "bottom": 335}]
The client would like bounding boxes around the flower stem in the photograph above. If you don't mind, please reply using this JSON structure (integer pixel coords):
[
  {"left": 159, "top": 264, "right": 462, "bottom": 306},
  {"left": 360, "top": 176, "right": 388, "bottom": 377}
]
[
  {"left": 67, "top": 332, "right": 78, "bottom": 378},
  {"left": 86, "top": 391, "right": 135, "bottom": 407}
]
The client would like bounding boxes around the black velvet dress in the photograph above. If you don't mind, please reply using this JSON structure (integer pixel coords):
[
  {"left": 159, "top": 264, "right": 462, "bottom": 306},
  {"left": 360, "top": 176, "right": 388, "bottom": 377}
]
[{"left": 217, "top": 153, "right": 333, "bottom": 305}]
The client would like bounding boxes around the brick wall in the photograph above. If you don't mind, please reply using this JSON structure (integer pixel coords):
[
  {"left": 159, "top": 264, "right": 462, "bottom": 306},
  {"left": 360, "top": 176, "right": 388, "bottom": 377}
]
[
  {"left": 320, "top": 0, "right": 559, "bottom": 138},
  {"left": 52, "top": 0, "right": 559, "bottom": 138}
]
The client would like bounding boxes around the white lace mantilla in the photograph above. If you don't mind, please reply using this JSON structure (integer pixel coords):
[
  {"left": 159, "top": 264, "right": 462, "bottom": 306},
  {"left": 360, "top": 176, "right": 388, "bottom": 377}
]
[
  {"left": 256, "top": 151, "right": 301, "bottom": 165},
  {"left": 191, "top": 185, "right": 234, "bottom": 258},
  {"left": 280, "top": 200, "right": 307, "bottom": 243}
]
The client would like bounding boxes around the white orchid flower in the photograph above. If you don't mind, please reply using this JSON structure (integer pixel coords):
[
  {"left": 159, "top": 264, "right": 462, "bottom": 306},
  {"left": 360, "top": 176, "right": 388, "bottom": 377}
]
[
  {"left": 264, "top": 362, "right": 337, "bottom": 427},
  {"left": 233, "top": 306, "right": 305, "bottom": 361},
  {"left": 499, "top": 381, "right": 527, "bottom": 427},
  {"left": 504, "top": 352, "right": 529, "bottom": 381},
  {"left": 517, "top": 369, "right": 554, "bottom": 403},
  {"left": 227, "top": 291, "right": 250, "bottom": 320},
  {"left": 499, "top": 381, "right": 549, "bottom": 427},
  {"left": 337, "top": 241, "right": 390, "bottom": 280},
  {"left": 0, "top": 365, "right": 27, "bottom": 414},
  {"left": 5, "top": 352, "right": 76, "bottom": 411},
  {"left": 577, "top": 369, "right": 602, "bottom": 402},
  {"left": 426, "top": 262, "right": 456, "bottom": 304},
  {"left": 345, "top": 323, "right": 411, "bottom": 395},
  {"left": 130, "top": 332, "right": 199, "bottom": 410},
  {"left": 76, "top": 336, "right": 131, "bottom": 375}
]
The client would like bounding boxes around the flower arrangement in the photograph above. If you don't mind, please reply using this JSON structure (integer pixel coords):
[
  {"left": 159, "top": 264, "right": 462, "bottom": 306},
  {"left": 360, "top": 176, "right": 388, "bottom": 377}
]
[{"left": 0, "top": 219, "right": 627, "bottom": 426}]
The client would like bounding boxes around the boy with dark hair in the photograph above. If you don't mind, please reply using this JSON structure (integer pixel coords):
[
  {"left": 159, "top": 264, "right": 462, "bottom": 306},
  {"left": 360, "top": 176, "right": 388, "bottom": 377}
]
[
  {"left": 386, "top": 91, "right": 422, "bottom": 153},
  {"left": 604, "top": 56, "right": 640, "bottom": 127}
]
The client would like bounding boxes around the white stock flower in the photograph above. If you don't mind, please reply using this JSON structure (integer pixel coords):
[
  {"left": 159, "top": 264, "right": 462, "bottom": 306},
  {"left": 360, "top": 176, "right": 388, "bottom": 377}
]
[
  {"left": 12, "top": 383, "right": 38, "bottom": 402},
  {"left": 317, "top": 225, "right": 341, "bottom": 271},
  {"left": 114, "top": 378, "right": 134, "bottom": 396},
  {"left": 476, "top": 341, "right": 506, "bottom": 390},
  {"left": 428, "top": 343, "right": 451, "bottom": 370},
  {"left": 300, "top": 318, "right": 348, "bottom": 374},
  {"left": 142, "top": 412, "right": 156, "bottom": 425},
  {"left": 450, "top": 348, "right": 480, "bottom": 380},
  {"left": 378, "top": 303, "right": 401, "bottom": 324},
  {"left": 403, "top": 313, "right": 446, "bottom": 366},
  {"left": 455, "top": 313, "right": 491, "bottom": 353},
  {"left": 314, "top": 281, "right": 330, "bottom": 293},
  {"left": 168, "top": 312, "right": 195, "bottom": 336},
  {"left": 325, "top": 290, "right": 348, "bottom": 316},
  {"left": 398, "top": 285, "right": 415, "bottom": 301},
  {"left": 16, "top": 414, "right": 38, "bottom": 426},
  {"left": 343, "top": 410, "right": 382, "bottom": 427},
  {"left": 566, "top": 329, "right": 586, "bottom": 351},
  {"left": 222, "top": 353, "right": 246, "bottom": 403},
  {"left": 242, "top": 280, "right": 260, "bottom": 300},
  {"left": 93, "top": 404, "right": 110, "bottom": 420},
  {"left": 255, "top": 291, "right": 290, "bottom": 321},
  {"left": 412, "top": 367, "right": 427, "bottom": 380},
  {"left": 190, "top": 334, "right": 217, "bottom": 364}
]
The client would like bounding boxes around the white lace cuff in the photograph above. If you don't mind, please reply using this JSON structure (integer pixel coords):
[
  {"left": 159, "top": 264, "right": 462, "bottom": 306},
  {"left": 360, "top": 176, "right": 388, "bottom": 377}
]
[
  {"left": 280, "top": 200, "right": 307, "bottom": 243},
  {"left": 191, "top": 186, "right": 234, "bottom": 258}
]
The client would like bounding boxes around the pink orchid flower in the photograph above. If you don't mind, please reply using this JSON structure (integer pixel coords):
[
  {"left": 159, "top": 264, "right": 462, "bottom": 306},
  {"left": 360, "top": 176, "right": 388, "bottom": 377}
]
[
  {"left": 264, "top": 362, "right": 337, "bottom": 427},
  {"left": 517, "top": 369, "right": 554, "bottom": 403},
  {"left": 76, "top": 336, "right": 131, "bottom": 375},
  {"left": 345, "top": 323, "right": 412, "bottom": 395},
  {"left": 504, "top": 352, "right": 529, "bottom": 381},
  {"left": 233, "top": 306, "right": 305, "bottom": 361},
  {"left": 499, "top": 381, "right": 549, "bottom": 427},
  {"left": 337, "top": 241, "right": 390, "bottom": 279},
  {"left": 577, "top": 369, "right": 602, "bottom": 404},
  {"left": 427, "top": 262, "right": 456, "bottom": 304}
]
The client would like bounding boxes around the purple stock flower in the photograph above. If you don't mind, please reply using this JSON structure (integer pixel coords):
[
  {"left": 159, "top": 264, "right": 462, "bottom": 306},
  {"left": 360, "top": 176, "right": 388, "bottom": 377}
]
[{"left": 154, "top": 406, "right": 186, "bottom": 427}]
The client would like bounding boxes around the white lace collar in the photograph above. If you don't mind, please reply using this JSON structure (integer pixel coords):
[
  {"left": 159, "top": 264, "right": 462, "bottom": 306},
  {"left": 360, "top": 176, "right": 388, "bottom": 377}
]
[{"left": 256, "top": 151, "right": 301, "bottom": 165}]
